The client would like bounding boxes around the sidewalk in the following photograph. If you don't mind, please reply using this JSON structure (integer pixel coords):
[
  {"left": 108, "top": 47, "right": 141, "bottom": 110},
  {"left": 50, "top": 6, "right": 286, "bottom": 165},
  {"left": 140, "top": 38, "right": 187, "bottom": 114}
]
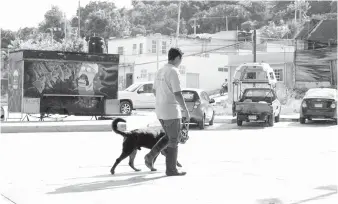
[{"left": 0, "top": 114, "right": 300, "bottom": 134}]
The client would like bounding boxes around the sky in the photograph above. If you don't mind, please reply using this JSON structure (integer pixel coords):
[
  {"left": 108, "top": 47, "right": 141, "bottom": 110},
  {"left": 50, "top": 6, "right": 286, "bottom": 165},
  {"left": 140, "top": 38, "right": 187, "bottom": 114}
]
[{"left": 0, "top": 0, "right": 133, "bottom": 31}]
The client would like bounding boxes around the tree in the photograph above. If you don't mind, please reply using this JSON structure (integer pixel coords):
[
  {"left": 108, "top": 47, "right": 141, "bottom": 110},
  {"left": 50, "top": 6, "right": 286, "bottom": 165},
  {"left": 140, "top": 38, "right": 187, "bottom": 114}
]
[
  {"left": 17, "top": 27, "right": 38, "bottom": 41},
  {"left": 307, "top": 1, "right": 334, "bottom": 16},
  {"left": 38, "top": 5, "right": 66, "bottom": 42},
  {"left": 1, "top": 29, "right": 16, "bottom": 48},
  {"left": 8, "top": 33, "right": 88, "bottom": 52},
  {"left": 74, "top": 1, "right": 117, "bottom": 37},
  {"left": 192, "top": 3, "right": 251, "bottom": 33},
  {"left": 259, "top": 21, "right": 291, "bottom": 39}
]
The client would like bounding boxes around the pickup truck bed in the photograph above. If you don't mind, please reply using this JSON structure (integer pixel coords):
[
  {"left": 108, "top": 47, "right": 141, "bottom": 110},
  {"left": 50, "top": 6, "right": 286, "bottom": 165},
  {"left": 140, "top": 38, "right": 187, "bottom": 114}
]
[{"left": 235, "top": 101, "right": 272, "bottom": 114}]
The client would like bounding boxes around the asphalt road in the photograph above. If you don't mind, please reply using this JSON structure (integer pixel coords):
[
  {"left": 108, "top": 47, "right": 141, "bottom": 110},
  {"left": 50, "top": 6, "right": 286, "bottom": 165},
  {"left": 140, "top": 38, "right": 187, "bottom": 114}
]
[{"left": 0, "top": 121, "right": 337, "bottom": 204}]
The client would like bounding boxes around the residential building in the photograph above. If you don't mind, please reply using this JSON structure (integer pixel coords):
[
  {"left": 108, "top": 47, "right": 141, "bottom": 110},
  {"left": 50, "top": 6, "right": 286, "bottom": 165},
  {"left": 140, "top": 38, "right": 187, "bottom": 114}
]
[
  {"left": 108, "top": 30, "right": 298, "bottom": 93},
  {"left": 108, "top": 33, "right": 239, "bottom": 91}
]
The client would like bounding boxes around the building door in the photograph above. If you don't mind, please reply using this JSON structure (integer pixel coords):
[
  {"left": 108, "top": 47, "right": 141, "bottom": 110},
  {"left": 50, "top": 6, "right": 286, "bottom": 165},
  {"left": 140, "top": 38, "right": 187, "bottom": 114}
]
[
  {"left": 126, "top": 73, "right": 133, "bottom": 88},
  {"left": 186, "top": 73, "right": 199, "bottom": 88}
]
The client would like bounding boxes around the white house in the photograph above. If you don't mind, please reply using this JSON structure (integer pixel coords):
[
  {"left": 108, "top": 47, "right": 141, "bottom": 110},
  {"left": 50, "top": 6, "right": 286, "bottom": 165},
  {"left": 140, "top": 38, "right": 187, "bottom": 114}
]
[
  {"left": 108, "top": 33, "right": 236, "bottom": 91},
  {"left": 107, "top": 31, "right": 296, "bottom": 92}
]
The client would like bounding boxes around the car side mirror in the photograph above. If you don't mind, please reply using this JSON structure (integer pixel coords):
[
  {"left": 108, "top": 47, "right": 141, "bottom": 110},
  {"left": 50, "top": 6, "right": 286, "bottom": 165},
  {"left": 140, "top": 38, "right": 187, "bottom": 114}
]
[
  {"left": 209, "top": 98, "right": 215, "bottom": 103},
  {"left": 137, "top": 89, "right": 144, "bottom": 94}
]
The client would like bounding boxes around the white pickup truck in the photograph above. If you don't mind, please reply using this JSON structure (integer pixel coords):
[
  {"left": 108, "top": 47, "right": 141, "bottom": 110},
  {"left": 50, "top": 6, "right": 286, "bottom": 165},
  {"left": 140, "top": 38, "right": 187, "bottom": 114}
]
[{"left": 118, "top": 81, "right": 155, "bottom": 114}]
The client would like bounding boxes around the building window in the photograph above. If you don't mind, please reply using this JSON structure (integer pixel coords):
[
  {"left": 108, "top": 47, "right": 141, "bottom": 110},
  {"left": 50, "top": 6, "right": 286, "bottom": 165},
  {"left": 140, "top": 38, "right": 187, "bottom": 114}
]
[
  {"left": 133, "top": 44, "right": 137, "bottom": 55},
  {"left": 274, "top": 69, "right": 283, "bottom": 81},
  {"left": 141, "top": 69, "right": 147, "bottom": 78},
  {"left": 117, "top": 47, "right": 124, "bottom": 55},
  {"left": 218, "top": 67, "right": 229, "bottom": 72},
  {"left": 152, "top": 40, "right": 157, "bottom": 53},
  {"left": 148, "top": 73, "right": 155, "bottom": 81},
  {"left": 139, "top": 43, "right": 143, "bottom": 54},
  {"left": 162, "top": 41, "right": 167, "bottom": 54}
]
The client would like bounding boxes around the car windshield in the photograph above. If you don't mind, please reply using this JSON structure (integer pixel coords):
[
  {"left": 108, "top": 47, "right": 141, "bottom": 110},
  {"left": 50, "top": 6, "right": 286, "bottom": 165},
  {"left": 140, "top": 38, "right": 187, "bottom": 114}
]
[
  {"left": 124, "top": 83, "right": 141, "bottom": 92},
  {"left": 182, "top": 91, "right": 199, "bottom": 102},
  {"left": 244, "top": 89, "right": 273, "bottom": 98},
  {"left": 306, "top": 89, "right": 337, "bottom": 99}
]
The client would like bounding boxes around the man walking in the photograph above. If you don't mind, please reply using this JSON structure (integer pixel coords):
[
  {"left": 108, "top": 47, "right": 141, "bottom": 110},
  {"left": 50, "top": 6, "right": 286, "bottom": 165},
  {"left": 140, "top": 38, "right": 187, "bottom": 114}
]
[{"left": 144, "top": 47, "right": 190, "bottom": 176}]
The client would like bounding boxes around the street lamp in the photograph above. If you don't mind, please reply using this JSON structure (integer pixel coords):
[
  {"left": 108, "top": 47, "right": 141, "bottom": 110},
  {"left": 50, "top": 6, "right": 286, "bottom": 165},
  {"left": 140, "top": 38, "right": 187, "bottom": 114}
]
[
  {"left": 47, "top": 27, "right": 61, "bottom": 47},
  {"left": 154, "top": 33, "right": 162, "bottom": 71}
]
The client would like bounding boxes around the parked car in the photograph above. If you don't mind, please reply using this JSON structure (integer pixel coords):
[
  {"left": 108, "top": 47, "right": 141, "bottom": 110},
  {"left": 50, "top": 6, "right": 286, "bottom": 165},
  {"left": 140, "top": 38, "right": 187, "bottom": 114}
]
[
  {"left": 299, "top": 88, "right": 337, "bottom": 124},
  {"left": 237, "top": 31, "right": 252, "bottom": 41},
  {"left": 118, "top": 81, "right": 155, "bottom": 114},
  {"left": 233, "top": 88, "right": 281, "bottom": 127},
  {"left": 181, "top": 88, "right": 215, "bottom": 129}
]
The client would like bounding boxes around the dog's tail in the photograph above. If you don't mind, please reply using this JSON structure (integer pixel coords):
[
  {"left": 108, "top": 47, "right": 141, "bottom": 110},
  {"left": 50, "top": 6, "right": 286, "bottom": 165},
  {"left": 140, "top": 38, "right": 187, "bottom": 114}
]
[{"left": 112, "top": 117, "right": 128, "bottom": 137}]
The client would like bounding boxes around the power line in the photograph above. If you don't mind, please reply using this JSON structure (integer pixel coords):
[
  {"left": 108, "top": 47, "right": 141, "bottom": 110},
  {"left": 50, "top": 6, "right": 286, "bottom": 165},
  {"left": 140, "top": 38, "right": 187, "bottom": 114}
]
[{"left": 132, "top": 42, "right": 245, "bottom": 66}]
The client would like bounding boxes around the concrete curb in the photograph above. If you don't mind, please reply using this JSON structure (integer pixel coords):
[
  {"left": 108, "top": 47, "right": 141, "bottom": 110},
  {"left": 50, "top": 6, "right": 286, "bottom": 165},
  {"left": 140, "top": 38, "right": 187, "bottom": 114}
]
[
  {"left": 1, "top": 116, "right": 299, "bottom": 133},
  {"left": 213, "top": 117, "right": 299, "bottom": 124}
]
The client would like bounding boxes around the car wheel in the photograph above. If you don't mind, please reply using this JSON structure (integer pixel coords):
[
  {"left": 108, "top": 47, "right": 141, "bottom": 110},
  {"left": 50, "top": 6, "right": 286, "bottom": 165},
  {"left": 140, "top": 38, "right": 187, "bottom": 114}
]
[
  {"left": 300, "top": 117, "right": 306, "bottom": 124},
  {"left": 237, "top": 116, "right": 243, "bottom": 126},
  {"left": 120, "top": 101, "right": 132, "bottom": 115},
  {"left": 198, "top": 114, "right": 206, "bottom": 129},
  {"left": 209, "top": 111, "right": 215, "bottom": 126},
  {"left": 275, "top": 112, "right": 280, "bottom": 123},
  {"left": 268, "top": 114, "right": 274, "bottom": 127}
]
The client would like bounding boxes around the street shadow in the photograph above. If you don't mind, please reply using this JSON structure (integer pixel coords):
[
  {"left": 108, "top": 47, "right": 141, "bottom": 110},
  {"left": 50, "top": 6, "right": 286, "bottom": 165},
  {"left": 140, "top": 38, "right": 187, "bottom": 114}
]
[
  {"left": 256, "top": 198, "right": 284, "bottom": 204},
  {"left": 66, "top": 171, "right": 160, "bottom": 180},
  {"left": 287, "top": 120, "right": 337, "bottom": 128},
  {"left": 315, "top": 185, "right": 337, "bottom": 191},
  {"left": 256, "top": 184, "right": 337, "bottom": 204},
  {"left": 48, "top": 172, "right": 166, "bottom": 194}
]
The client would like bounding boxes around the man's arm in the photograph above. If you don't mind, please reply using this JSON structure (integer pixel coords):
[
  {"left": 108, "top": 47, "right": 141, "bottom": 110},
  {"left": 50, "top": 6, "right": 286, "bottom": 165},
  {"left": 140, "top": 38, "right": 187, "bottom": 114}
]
[
  {"left": 169, "top": 69, "right": 190, "bottom": 119},
  {"left": 174, "top": 91, "right": 188, "bottom": 112}
]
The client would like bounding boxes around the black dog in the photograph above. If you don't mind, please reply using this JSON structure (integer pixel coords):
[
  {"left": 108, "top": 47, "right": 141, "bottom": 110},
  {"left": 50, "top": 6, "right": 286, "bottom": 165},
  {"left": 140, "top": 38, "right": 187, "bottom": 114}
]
[{"left": 110, "top": 117, "right": 182, "bottom": 175}]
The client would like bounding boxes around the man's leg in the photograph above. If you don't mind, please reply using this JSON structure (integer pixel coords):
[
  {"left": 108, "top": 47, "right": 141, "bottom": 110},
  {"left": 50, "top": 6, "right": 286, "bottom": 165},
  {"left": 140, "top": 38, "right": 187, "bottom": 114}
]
[
  {"left": 144, "top": 119, "right": 169, "bottom": 171},
  {"left": 162, "top": 119, "right": 186, "bottom": 176}
]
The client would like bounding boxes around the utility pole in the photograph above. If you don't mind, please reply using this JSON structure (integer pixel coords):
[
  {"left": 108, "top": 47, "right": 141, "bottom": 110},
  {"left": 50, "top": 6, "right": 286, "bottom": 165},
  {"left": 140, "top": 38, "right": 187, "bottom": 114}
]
[
  {"left": 64, "top": 12, "right": 67, "bottom": 43},
  {"left": 176, "top": 1, "right": 181, "bottom": 47},
  {"left": 226, "top": 16, "right": 228, "bottom": 31},
  {"left": 193, "top": 18, "right": 197, "bottom": 36},
  {"left": 299, "top": 0, "right": 302, "bottom": 23},
  {"left": 155, "top": 33, "right": 162, "bottom": 71},
  {"left": 47, "top": 28, "right": 54, "bottom": 47},
  {"left": 78, "top": 0, "right": 81, "bottom": 38},
  {"left": 253, "top": 29, "right": 256, "bottom": 62},
  {"left": 294, "top": 0, "right": 297, "bottom": 23}
]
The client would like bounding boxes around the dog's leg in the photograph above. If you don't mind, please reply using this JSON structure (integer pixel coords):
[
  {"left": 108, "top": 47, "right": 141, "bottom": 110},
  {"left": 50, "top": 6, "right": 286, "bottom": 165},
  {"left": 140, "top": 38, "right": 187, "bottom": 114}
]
[
  {"left": 161, "top": 149, "right": 182, "bottom": 168},
  {"left": 128, "top": 150, "right": 141, "bottom": 172},
  {"left": 110, "top": 152, "right": 130, "bottom": 175}
]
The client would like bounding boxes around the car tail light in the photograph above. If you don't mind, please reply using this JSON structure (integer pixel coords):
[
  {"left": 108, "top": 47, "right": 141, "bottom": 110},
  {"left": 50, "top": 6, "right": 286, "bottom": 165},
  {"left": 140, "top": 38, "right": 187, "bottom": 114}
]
[
  {"left": 302, "top": 101, "right": 307, "bottom": 108},
  {"left": 194, "top": 100, "right": 201, "bottom": 109},
  {"left": 331, "top": 103, "right": 336, "bottom": 109}
]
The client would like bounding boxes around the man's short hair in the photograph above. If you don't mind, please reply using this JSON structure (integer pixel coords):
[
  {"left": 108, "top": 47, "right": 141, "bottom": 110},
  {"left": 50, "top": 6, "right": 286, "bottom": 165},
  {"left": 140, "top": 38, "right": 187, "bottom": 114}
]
[{"left": 168, "top": 47, "right": 184, "bottom": 61}]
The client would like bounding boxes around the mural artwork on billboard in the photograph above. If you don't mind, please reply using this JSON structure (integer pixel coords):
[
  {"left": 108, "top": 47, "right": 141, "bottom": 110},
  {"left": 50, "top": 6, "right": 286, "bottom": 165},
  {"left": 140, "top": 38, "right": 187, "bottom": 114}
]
[
  {"left": 8, "top": 61, "right": 23, "bottom": 112},
  {"left": 23, "top": 61, "right": 118, "bottom": 115}
]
